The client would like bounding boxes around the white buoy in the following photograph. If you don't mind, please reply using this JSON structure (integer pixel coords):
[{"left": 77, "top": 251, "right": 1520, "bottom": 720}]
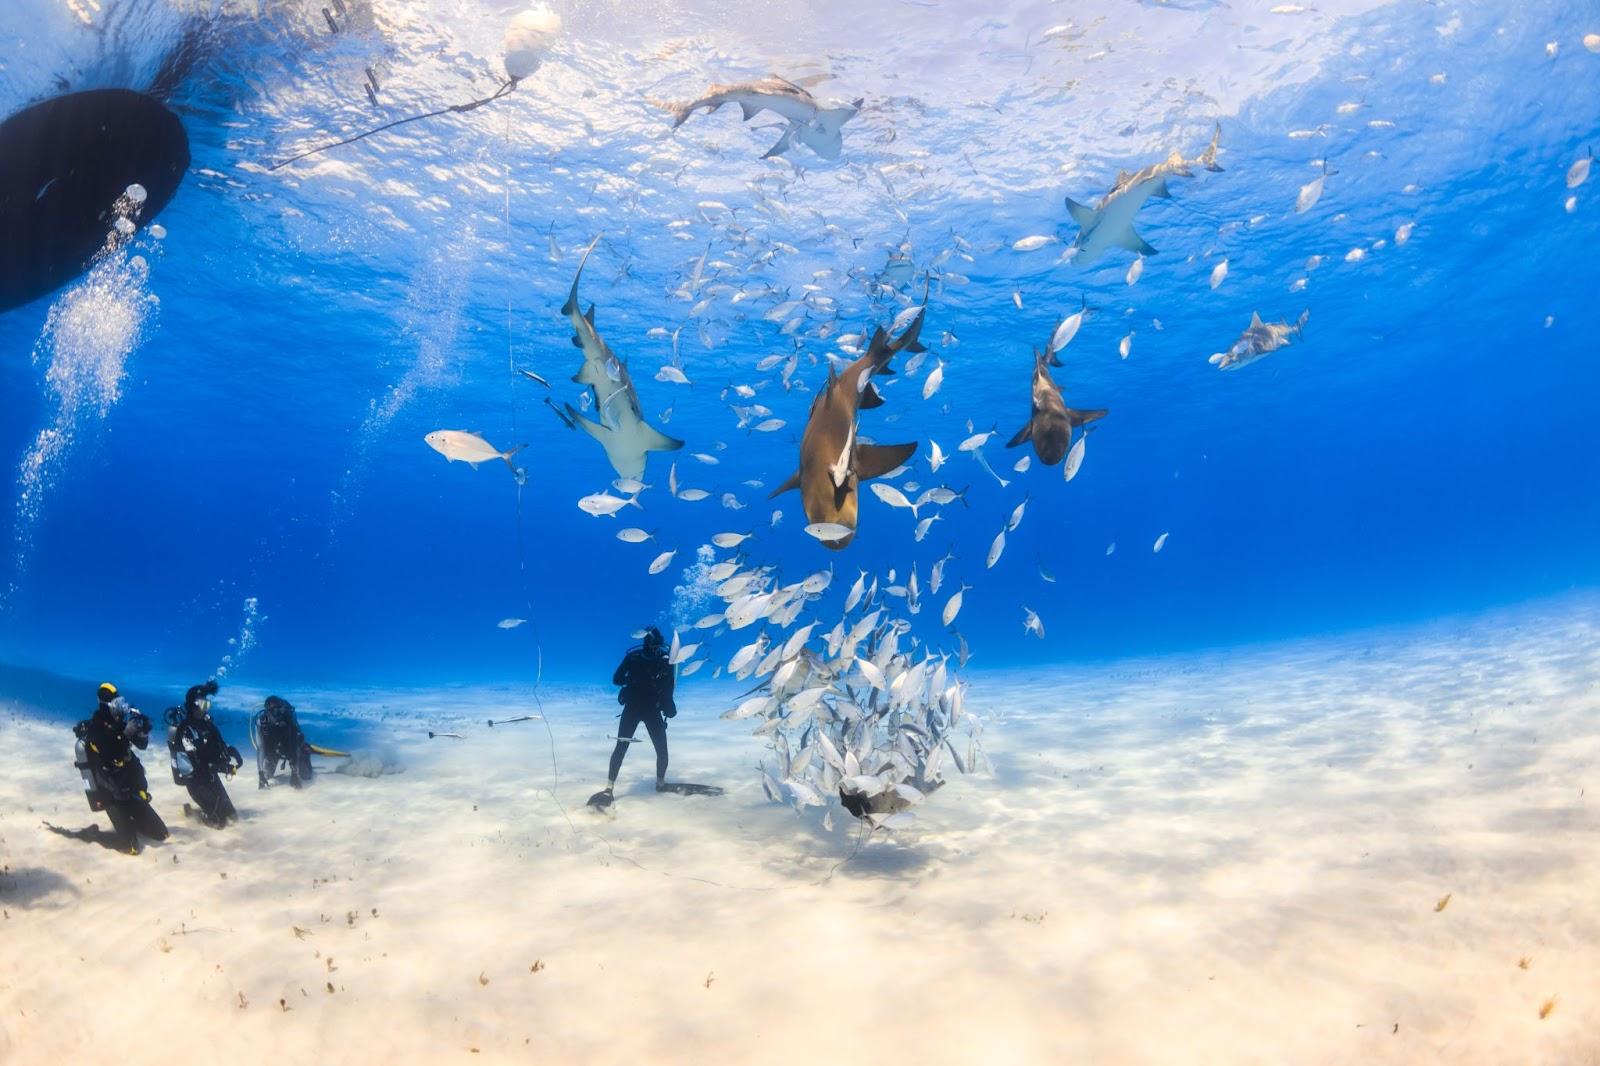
[{"left": 504, "top": 3, "right": 562, "bottom": 80}]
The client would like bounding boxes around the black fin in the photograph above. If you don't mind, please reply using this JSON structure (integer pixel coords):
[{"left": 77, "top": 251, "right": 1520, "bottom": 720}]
[
  {"left": 1065, "top": 406, "right": 1109, "bottom": 428},
  {"left": 585, "top": 304, "right": 596, "bottom": 326},
  {"left": 768, "top": 471, "right": 802, "bottom": 498},
  {"left": 1005, "top": 421, "right": 1033, "bottom": 448},
  {"left": 859, "top": 383, "right": 885, "bottom": 409}
]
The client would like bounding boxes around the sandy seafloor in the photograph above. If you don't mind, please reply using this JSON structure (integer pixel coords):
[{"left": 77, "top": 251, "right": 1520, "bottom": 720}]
[{"left": 1, "top": 597, "right": 1597, "bottom": 1065}]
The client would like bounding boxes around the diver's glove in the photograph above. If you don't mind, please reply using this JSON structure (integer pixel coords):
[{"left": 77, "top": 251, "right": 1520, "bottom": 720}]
[
  {"left": 227, "top": 746, "right": 243, "bottom": 770},
  {"left": 663, "top": 702, "right": 677, "bottom": 719}
]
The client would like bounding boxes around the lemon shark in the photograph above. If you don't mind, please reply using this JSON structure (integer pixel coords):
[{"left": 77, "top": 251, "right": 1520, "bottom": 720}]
[
  {"left": 1208, "top": 310, "right": 1309, "bottom": 370},
  {"left": 666, "top": 76, "right": 862, "bottom": 161},
  {"left": 1063, "top": 124, "right": 1223, "bottom": 264},
  {"left": 561, "top": 238, "right": 683, "bottom": 479},
  {"left": 1004, "top": 342, "right": 1107, "bottom": 465},
  {"left": 770, "top": 306, "right": 928, "bottom": 550}
]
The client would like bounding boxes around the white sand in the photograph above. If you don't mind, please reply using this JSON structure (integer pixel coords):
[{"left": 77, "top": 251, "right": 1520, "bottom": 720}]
[{"left": 2, "top": 599, "right": 1597, "bottom": 1064}]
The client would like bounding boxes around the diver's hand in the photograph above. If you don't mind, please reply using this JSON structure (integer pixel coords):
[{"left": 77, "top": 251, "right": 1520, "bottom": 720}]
[{"left": 227, "top": 746, "right": 243, "bottom": 769}]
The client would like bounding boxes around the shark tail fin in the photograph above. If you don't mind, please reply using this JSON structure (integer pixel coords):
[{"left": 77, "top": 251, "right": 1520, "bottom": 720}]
[
  {"left": 794, "top": 121, "right": 846, "bottom": 161},
  {"left": 662, "top": 99, "right": 696, "bottom": 128},
  {"left": 814, "top": 102, "right": 861, "bottom": 137},
  {"left": 892, "top": 306, "right": 928, "bottom": 355},
  {"left": 1065, "top": 407, "right": 1109, "bottom": 429},
  {"left": 1063, "top": 196, "right": 1098, "bottom": 229},
  {"left": 865, "top": 326, "right": 900, "bottom": 374},
  {"left": 1294, "top": 309, "right": 1310, "bottom": 336},
  {"left": 1198, "top": 123, "right": 1223, "bottom": 172}
]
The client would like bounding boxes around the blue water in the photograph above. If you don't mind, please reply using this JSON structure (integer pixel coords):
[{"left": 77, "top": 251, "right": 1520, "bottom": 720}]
[{"left": 1, "top": 0, "right": 1597, "bottom": 696}]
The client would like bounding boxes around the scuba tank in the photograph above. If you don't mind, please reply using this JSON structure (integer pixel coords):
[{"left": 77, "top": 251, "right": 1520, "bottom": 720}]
[
  {"left": 164, "top": 707, "right": 193, "bottom": 785},
  {"left": 72, "top": 721, "right": 107, "bottom": 812}
]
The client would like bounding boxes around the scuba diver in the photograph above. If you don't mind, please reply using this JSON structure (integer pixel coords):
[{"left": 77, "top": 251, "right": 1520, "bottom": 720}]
[
  {"left": 164, "top": 678, "right": 244, "bottom": 828},
  {"left": 69, "top": 683, "right": 170, "bottom": 854},
  {"left": 591, "top": 627, "right": 677, "bottom": 808},
  {"left": 252, "top": 694, "right": 314, "bottom": 789}
]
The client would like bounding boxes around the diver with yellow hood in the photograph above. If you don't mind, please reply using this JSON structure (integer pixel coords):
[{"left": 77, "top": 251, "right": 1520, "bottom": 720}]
[{"left": 70, "top": 682, "right": 170, "bottom": 854}]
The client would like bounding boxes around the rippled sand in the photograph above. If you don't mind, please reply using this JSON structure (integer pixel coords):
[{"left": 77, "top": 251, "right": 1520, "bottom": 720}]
[{"left": 2, "top": 599, "right": 1596, "bottom": 1064}]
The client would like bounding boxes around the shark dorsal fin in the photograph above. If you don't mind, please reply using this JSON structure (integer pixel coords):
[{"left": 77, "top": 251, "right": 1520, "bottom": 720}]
[
  {"left": 585, "top": 304, "right": 596, "bottom": 326},
  {"left": 1249, "top": 312, "right": 1264, "bottom": 329}
]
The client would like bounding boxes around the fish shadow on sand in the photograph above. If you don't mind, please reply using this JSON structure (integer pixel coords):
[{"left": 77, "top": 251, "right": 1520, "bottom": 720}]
[
  {"left": 0, "top": 865, "right": 81, "bottom": 909},
  {"left": 819, "top": 835, "right": 940, "bottom": 880}
]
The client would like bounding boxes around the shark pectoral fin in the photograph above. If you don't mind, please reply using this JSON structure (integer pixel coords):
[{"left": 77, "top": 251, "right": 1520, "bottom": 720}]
[
  {"left": 859, "top": 383, "right": 885, "bottom": 410},
  {"left": 763, "top": 126, "right": 797, "bottom": 159},
  {"left": 639, "top": 423, "right": 685, "bottom": 454},
  {"left": 1115, "top": 229, "right": 1157, "bottom": 256},
  {"left": 1152, "top": 179, "right": 1172, "bottom": 199},
  {"left": 1064, "top": 197, "right": 1097, "bottom": 228},
  {"left": 795, "top": 123, "right": 844, "bottom": 161},
  {"left": 568, "top": 406, "right": 605, "bottom": 437},
  {"left": 855, "top": 442, "right": 917, "bottom": 482},
  {"left": 768, "top": 471, "right": 801, "bottom": 498},
  {"left": 1005, "top": 421, "right": 1033, "bottom": 448},
  {"left": 1065, "top": 406, "right": 1109, "bottom": 428},
  {"left": 571, "top": 334, "right": 584, "bottom": 348},
  {"left": 739, "top": 101, "right": 759, "bottom": 121},
  {"left": 1049, "top": 351, "right": 1065, "bottom": 368},
  {"left": 570, "top": 414, "right": 644, "bottom": 479}
]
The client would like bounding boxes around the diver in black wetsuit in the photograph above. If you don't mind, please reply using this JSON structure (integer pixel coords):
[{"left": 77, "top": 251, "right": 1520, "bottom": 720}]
[
  {"left": 254, "top": 695, "right": 313, "bottom": 789},
  {"left": 165, "top": 679, "right": 243, "bottom": 828},
  {"left": 72, "top": 683, "right": 169, "bottom": 854},
  {"left": 598, "top": 627, "right": 676, "bottom": 802}
]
